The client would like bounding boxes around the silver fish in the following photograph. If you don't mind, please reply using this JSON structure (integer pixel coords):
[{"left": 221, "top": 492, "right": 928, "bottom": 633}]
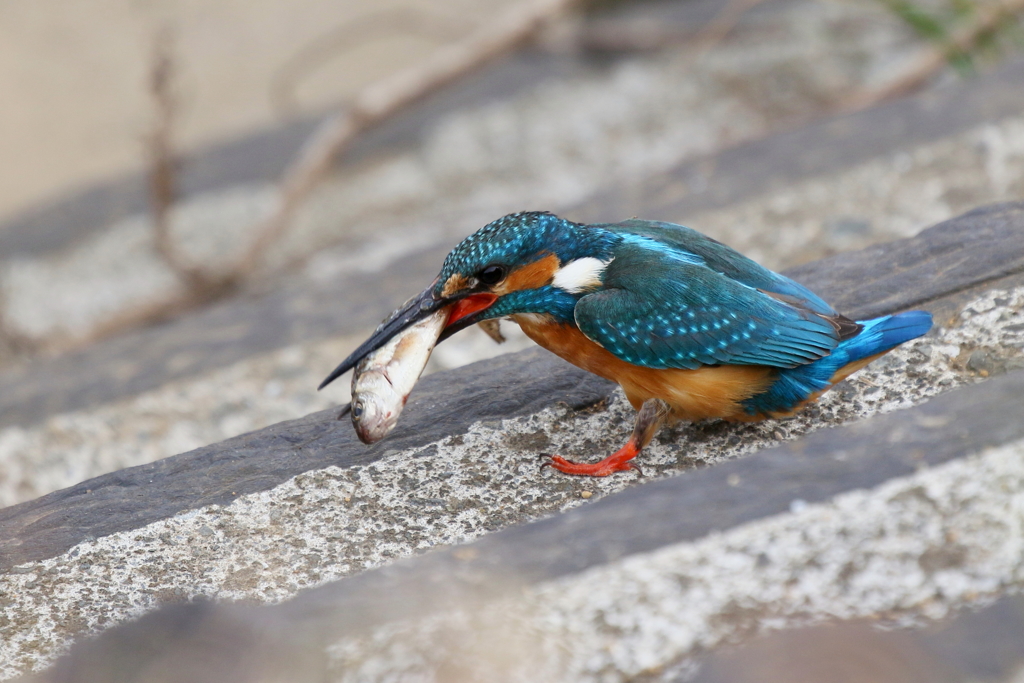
[{"left": 347, "top": 308, "right": 448, "bottom": 444}]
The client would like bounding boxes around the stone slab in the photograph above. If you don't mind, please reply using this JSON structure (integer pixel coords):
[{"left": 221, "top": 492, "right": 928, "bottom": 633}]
[
  {"left": 268, "top": 366, "right": 1024, "bottom": 640},
  {"left": 690, "top": 596, "right": 1024, "bottom": 682},
  {"left": 572, "top": 58, "right": 1024, "bottom": 223},
  {"left": 0, "top": 201, "right": 1020, "bottom": 435},
  {"left": 0, "top": 347, "right": 611, "bottom": 572},
  {"left": 2, "top": 202, "right": 1022, "bottom": 568},
  {"left": 786, "top": 202, "right": 1024, "bottom": 320},
  {"left": 19, "top": 367, "right": 1024, "bottom": 683},
  {"left": 3, "top": 55, "right": 1024, "bottom": 431}
]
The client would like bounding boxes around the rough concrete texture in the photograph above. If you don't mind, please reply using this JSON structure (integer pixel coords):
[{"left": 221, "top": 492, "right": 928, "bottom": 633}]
[
  {"left": 0, "top": 0, "right": 922, "bottom": 349},
  {"left": 0, "top": 323, "right": 535, "bottom": 508},
  {"left": 679, "top": 116, "right": 1024, "bottom": 269},
  {"left": 690, "top": 599, "right": 1024, "bottom": 682},
  {"left": 320, "top": 435, "right": 1024, "bottom": 683},
  {"left": 1, "top": 285, "right": 1021, "bottom": 679},
  {"left": 3, "top": 144, "right": 1022, "bottom": 505}
]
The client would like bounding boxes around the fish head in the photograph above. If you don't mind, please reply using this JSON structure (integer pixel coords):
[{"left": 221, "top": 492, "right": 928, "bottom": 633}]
[
  {"left": 318, "top": 211, "right": 598, "bottom": 391},
  {"left": 350, "top": 385, "right": 401, "bottom": 444}
]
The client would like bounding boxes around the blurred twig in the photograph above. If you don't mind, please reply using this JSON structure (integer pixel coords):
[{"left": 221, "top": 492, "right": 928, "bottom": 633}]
[
  {"left": 689, "top": 0, "right": 770, "bottom": 57},
  {"left": 149, "top": 30, "right": 188, "bottom": 284},
  {"left": 573, "top": 0, "right": 769, "bottom": 54},
  {"left": 271, "top": 6, "right": 472, "bottom": 116},
  {"left": 840, "top": 0, "right": 1024, "bottom": 112},
  {"left": 234, "top": 0, "right": 583, "bottom": 277},
  {"left": 147, "top": 29, "right": 239, "bottom": 303},
  {"left": 106, "top": 0, "right": 578, "bottom": 344},
  {"left": 0, "top": 305, "right": 32, "bottom": 365}
]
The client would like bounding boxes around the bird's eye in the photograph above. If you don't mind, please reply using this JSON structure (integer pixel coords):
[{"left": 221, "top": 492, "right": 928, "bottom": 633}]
[{"left": 478, "top": 265, "right": 506, "bottom": 286}]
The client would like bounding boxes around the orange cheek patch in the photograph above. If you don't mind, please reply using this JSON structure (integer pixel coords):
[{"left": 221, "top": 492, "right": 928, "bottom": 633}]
[{"left": 497, "top": 253, "right": 558, "bottom": 295}]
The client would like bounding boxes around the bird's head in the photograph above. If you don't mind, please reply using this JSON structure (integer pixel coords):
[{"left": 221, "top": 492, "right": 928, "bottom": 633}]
[{"left": 319, "top": 211, "right": 618, "bottom": 389}]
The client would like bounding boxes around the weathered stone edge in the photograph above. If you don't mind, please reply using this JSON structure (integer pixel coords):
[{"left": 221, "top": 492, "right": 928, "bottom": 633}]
[
  {"left": 273, "top": 366, "right": 1024, "bottom": 641},
  {"left": 688, "top": 595, "right": 1024, "bottom": 682},
  {"left": 0, "top": 348, "right": 612, "bottom": 571},
  {"left": 1, "top": 202, "right": 1023, "bottom": 570},
  {"left": 787, "top": 202, "right": 1024, "bottom": 318},
  {"left": 4, "top": 56, "right": 1024, "bottom": 430},
  {"left": 573, "top": 58, "right": 1024, "bottom": 222}
]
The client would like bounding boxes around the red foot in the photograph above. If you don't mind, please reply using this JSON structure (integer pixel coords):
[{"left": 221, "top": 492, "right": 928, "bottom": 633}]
[{"left": 542, "top": 441, "right": 641, "bottom": 477}]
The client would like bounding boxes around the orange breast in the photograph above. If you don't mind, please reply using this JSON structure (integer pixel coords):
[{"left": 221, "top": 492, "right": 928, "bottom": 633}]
[{"left": 512, "top": 314, "right": 774, "bottom": 421}]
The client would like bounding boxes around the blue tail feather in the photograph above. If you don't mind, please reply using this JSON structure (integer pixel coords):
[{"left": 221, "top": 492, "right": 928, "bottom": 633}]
[
  {"left": 741, "top": 310, "right": 932, "bottom": 416},
  {"left": 842, "top": 310, "right": 933, "bottom": 364}
]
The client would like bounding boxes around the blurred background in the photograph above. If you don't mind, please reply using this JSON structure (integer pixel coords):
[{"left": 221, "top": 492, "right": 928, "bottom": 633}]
[
  {"left": 2, "top": 0, "right": 1024, "bottom": 507},
  {"left": 2, "top": 0, "right": 1022, "bottom": 346},
  {"left": 3, "top": 1, "right": 1024, "bottom": 681}
]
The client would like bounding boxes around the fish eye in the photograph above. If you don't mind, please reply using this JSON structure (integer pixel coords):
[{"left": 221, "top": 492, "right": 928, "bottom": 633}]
[
  {"left": 477, "top": 265, "right": 506, "bottom": 286},
  {"left": 352, "top": 400, "right": 364, "bottom": 421}
]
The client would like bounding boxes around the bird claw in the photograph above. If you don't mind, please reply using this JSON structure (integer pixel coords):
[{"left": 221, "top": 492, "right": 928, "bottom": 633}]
[{"left": 538, "top": 451, "right": 640, "bottom": 477}]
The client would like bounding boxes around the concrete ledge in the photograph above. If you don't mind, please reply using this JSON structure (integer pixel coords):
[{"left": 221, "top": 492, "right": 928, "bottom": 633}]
[
  {"left": 2, "top": 204, "right": 1024, "bottom": 678},
  {"left": 0, "top": 347, "right": 612, "bottom": 571},
  {"left": 3, "top": 203, "right": 1023, "bottom": 568},
  {"left": 690, "top": 596, "right": 1024, "bottom": 682},
  {"left": 18, "top": 369, "right": 1024, "bottom": 682},
  {"left": 4, "top": 55, "right": 1024, "bottom": 431},
  {"left": 275, "top": 367, "right": 1024, "bottom": 639},
  {"left": 574, "top": 58, "right": 1024, "bottom": 223}
]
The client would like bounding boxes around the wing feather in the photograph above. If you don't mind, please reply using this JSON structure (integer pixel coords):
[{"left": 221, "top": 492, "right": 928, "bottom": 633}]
[{"left": 574, "top": 242, "right": 841, "bottom": 370}]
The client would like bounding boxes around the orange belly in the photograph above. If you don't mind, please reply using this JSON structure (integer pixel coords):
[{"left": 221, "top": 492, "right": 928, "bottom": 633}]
[{"left": 513, "top": 314, "right": 775, "bottom": 421}]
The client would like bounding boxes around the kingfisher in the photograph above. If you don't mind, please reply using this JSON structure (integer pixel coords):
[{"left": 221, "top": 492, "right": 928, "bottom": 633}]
[{"left": 320, "top": 211, "right": 932, "bottom": 477}]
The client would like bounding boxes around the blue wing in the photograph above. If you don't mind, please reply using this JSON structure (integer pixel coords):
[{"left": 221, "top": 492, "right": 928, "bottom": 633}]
[
  {"left": 574, "top": 238, "right": 845, "bottom": 370},
  {"left": 597, "top": 219, "right": 837, "bottom": 317}
]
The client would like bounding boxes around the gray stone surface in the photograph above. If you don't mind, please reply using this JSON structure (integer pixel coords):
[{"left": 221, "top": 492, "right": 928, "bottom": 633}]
[
  {"left": 2, "top": 206, "right": 1024, "bottom": 678},
  {"left": 0, "top": 346, "right": 612, "bottom": 572},
  {"left": 32, "top": 592, "right": 1024, "bottom": 683},
  {"left": 4, "top": 203, "right": 1023, "bottom": 567},
  {"left": 573, "top": 57, "right": 1024, "bottom": 224},
  {"left": 283, "top": 422, "right": 1024, "bottom": 682},
  {"left": 12, "top": 370, "right": 1024, "bottom": 682},
  {"left": 689, "top": 597, "right": 1024, "bottom": 682},
  {"left": 5, "top": 57, "right": 1024, "bottom": 434},
  {"left": 1, "top": 5, "right": 1023, "bottom": 678},
  {"left": 1, "top": 191, "right": 1020, "bottom": 440},
  {"left": 786, "top": 202, "right": 1024, "bottom": 320},
  {"left": 5, "top": 107, "right": 1024, "bottom": 506},
  {"left": 267, "top": 367, "right": 1024, "bottom": 637}
]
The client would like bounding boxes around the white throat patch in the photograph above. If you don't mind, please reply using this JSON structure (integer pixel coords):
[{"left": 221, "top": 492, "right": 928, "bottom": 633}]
[{"left": 552, "top": 257, "right": 611, "bottom": 294}]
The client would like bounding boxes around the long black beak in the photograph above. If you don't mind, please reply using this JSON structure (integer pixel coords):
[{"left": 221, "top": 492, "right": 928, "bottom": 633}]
[{"left": 318, "top": 284, "right": 449, "bottom": 390}]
